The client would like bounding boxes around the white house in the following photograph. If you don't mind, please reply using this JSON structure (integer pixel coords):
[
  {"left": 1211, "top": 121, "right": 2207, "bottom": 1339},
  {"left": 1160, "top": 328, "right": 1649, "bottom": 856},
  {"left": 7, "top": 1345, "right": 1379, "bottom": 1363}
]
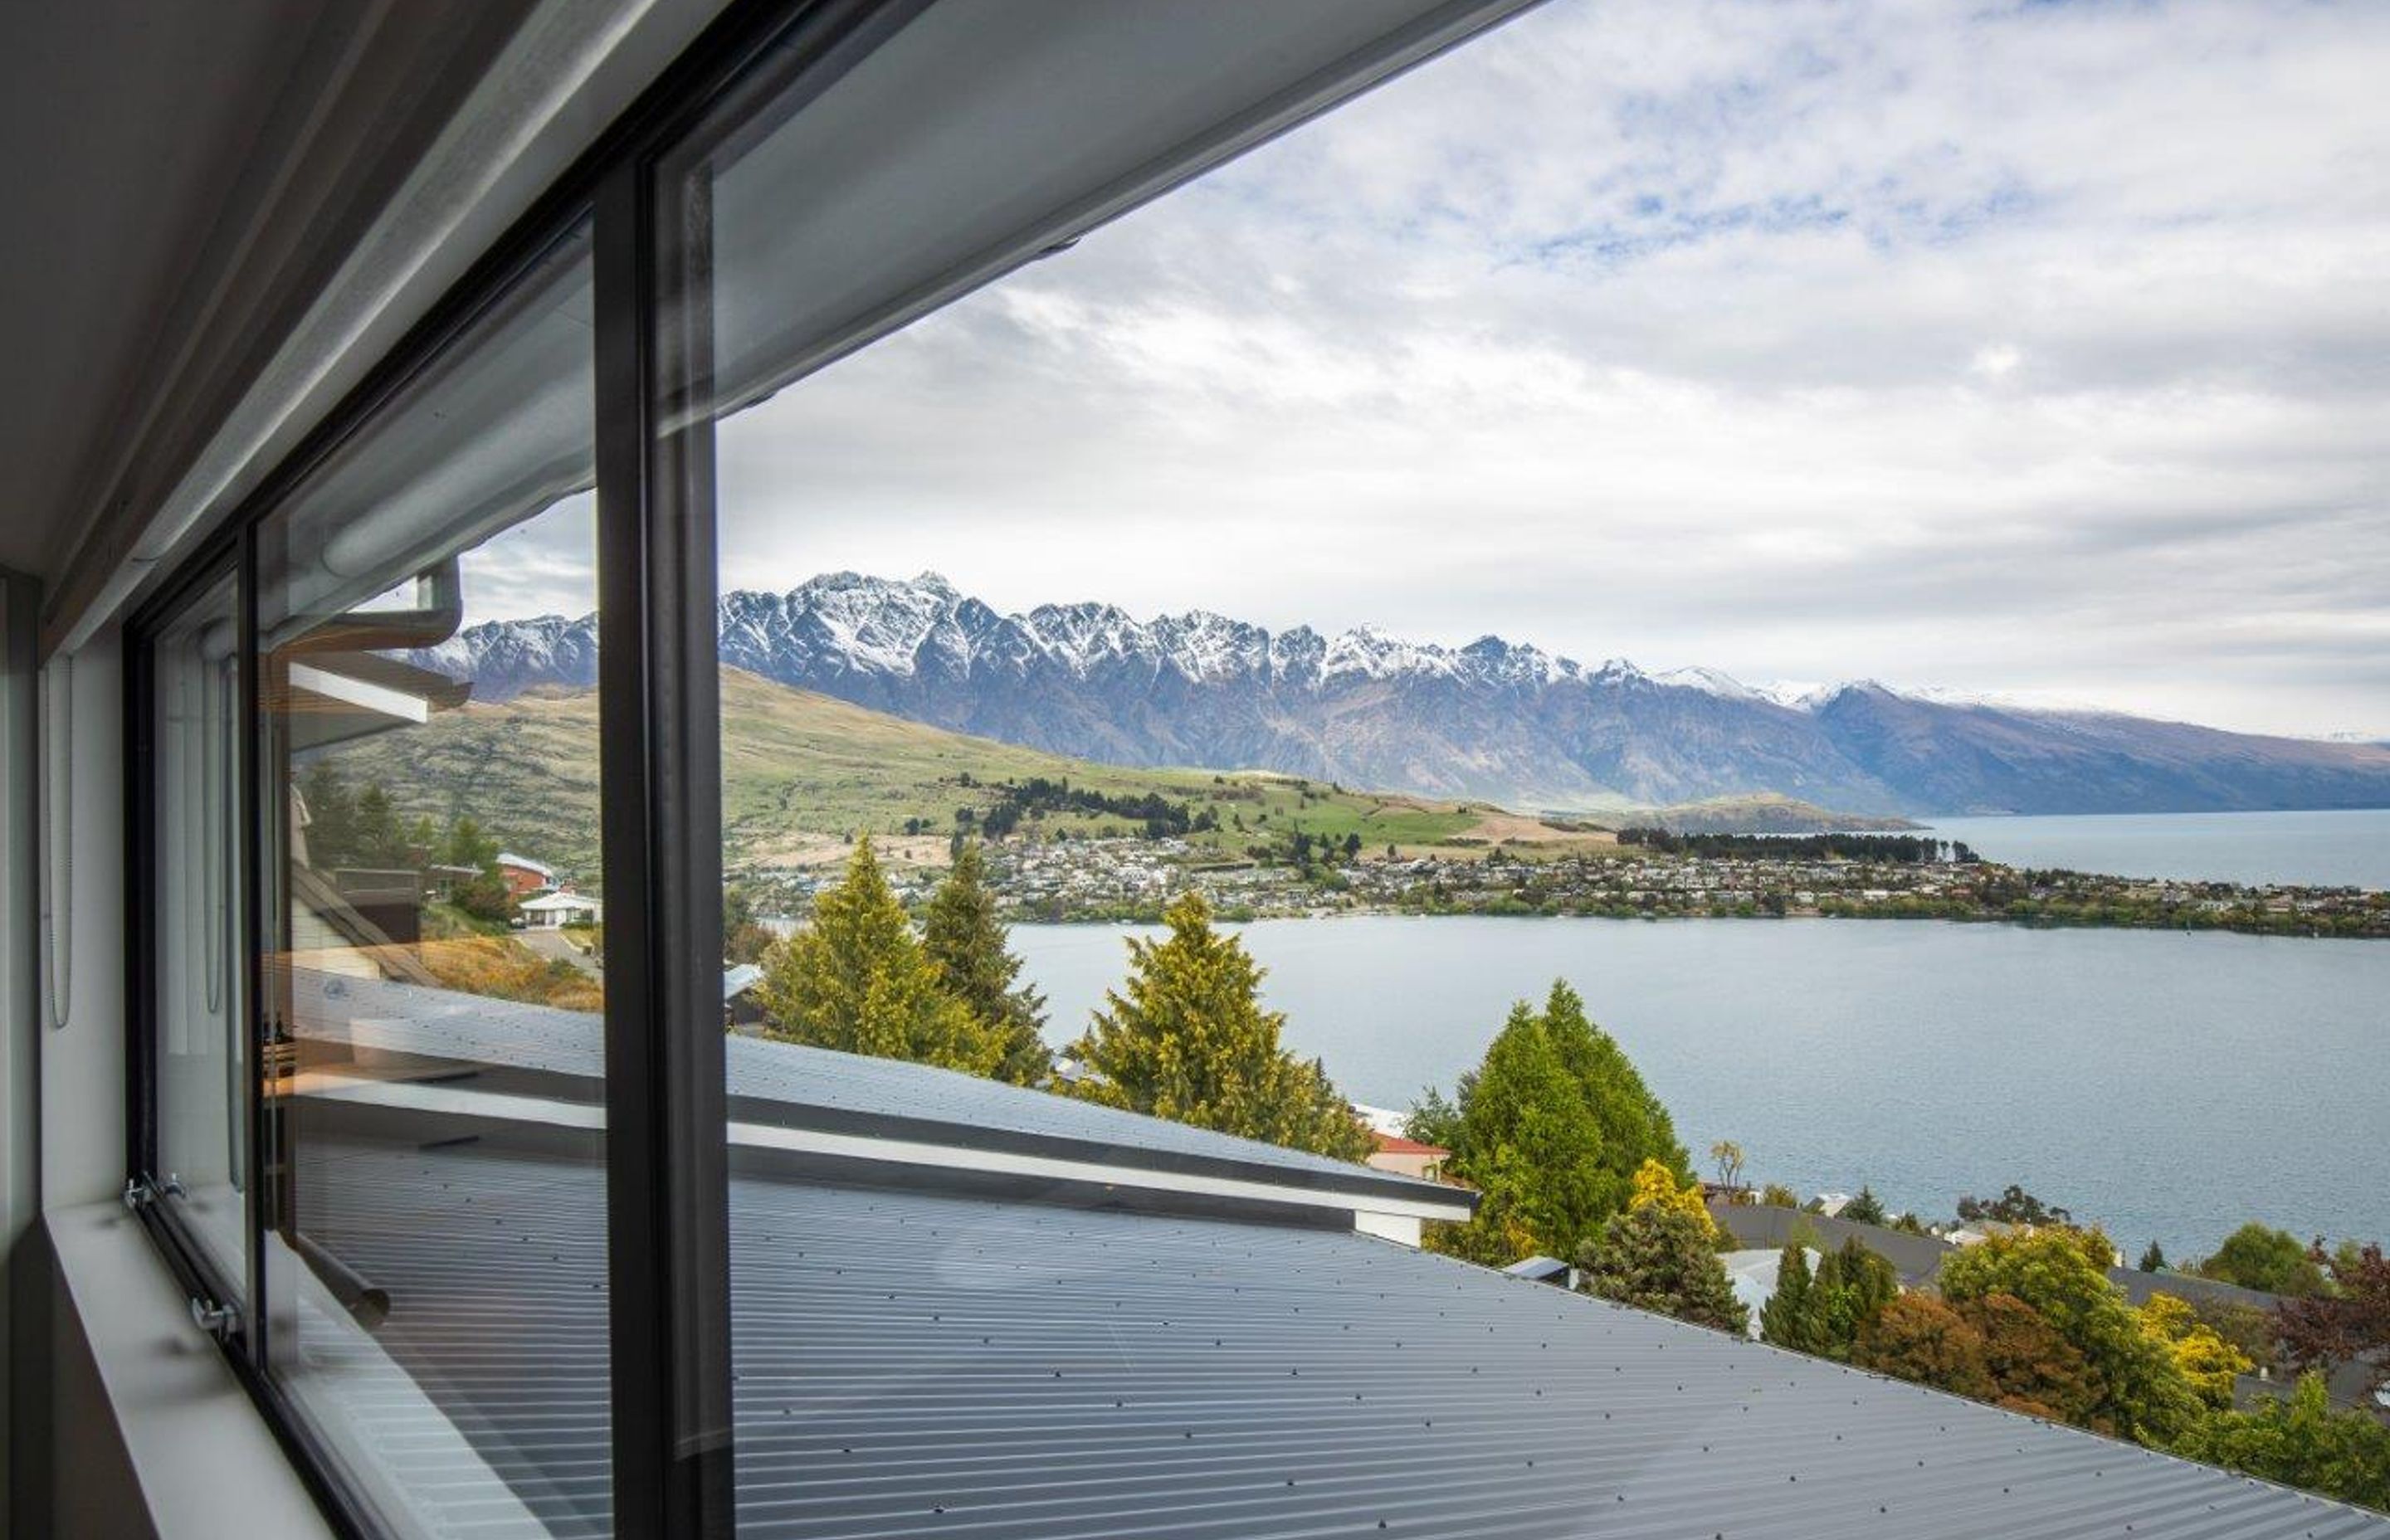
[{"left": 518, "top": 892, "right": 602, "bottom": 929}]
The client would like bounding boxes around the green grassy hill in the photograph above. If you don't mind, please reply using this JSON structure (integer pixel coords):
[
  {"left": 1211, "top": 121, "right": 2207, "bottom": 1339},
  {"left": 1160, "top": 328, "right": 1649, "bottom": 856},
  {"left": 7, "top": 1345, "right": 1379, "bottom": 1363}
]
[
  {"left": 315, "top": 667, "right": 1500, "bottom": 880},
  {"left": 315, "top": 667, "right": 1903, "bottom": 885}
]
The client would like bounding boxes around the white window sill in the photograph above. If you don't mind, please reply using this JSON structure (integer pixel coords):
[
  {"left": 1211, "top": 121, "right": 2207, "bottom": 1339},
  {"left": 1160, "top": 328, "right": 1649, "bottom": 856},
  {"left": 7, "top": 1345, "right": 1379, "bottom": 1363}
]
[{"left": 46, "top": 1199, "right": 331, "bottom": 1540}]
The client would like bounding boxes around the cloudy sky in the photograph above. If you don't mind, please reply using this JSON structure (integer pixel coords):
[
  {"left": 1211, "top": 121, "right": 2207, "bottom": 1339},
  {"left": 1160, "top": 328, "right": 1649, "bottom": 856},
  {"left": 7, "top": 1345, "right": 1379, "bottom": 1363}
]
[{"left": 480, "top": 0, "right": 2389, "bottom": 738}]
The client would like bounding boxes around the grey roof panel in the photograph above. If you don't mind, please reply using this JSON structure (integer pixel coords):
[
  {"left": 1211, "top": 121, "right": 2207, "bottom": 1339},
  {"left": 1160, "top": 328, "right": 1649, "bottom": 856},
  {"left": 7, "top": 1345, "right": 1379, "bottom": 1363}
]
[
  {"left": 294, "top": 967, "right": 1434, "bottom": 1204},
  {"left": 294, "top": 1138, "right": 2390, "bottom": 1540}
]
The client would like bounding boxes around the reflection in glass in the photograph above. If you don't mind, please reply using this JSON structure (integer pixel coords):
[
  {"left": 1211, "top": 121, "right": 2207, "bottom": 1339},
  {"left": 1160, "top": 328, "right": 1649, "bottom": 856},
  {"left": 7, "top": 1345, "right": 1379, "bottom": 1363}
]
[
  {"left": 150, "top": 568, "right": 248, "bottom": 1290},
  {"left": 253, "top": 223, "right": 612, "bottom": 1538}
]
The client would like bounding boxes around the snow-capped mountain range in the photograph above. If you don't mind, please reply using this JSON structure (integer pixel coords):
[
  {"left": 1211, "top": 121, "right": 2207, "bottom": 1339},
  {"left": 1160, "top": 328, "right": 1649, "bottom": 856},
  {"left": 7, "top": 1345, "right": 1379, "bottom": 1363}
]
[{"left": 411, "top": 572, "right": 2390, "bottom": 816}]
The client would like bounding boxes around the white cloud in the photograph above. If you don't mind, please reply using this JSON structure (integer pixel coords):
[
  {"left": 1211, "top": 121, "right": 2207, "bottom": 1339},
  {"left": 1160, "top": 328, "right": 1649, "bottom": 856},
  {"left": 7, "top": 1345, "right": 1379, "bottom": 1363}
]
[{"left": 680, "top": 0, "right": 2390, "bottom": 738}]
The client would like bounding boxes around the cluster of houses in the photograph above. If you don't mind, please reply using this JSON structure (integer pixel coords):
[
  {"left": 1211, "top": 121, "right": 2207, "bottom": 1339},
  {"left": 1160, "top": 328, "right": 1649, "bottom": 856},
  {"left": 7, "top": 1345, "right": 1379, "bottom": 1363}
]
[{"left": 492, "top": 851, "right": 602, "bottom": 929}]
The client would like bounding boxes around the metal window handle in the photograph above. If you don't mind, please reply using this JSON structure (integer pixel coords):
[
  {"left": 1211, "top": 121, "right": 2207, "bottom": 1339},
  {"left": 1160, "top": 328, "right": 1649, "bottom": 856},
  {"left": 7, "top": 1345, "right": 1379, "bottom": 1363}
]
[{"left": 189, "top": 1297, "right": 238, "bottom": 1342}]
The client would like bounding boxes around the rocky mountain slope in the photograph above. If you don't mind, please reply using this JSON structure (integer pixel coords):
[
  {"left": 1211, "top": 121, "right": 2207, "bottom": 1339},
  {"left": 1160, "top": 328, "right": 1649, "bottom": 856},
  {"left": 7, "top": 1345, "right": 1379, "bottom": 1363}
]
[{"left": 409, "top": 573, "right": 2390, "bottom": 816}]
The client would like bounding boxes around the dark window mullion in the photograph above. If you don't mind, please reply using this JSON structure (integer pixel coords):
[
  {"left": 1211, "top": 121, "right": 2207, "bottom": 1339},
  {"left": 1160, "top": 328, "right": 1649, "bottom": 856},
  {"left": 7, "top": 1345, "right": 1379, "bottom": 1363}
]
[
  {"left": 237, "top": 523, "right": 268, "bottom": 1369},
  {"left": 594, "top": 157, "right": 734, "bottom": 1540}
]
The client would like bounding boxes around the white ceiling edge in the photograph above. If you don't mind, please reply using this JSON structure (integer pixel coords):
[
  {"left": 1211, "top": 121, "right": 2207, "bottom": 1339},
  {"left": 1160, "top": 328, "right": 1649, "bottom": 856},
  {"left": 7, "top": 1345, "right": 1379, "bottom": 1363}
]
[{"left": 43, "top": 0, "right": 734, "bottom": 657}]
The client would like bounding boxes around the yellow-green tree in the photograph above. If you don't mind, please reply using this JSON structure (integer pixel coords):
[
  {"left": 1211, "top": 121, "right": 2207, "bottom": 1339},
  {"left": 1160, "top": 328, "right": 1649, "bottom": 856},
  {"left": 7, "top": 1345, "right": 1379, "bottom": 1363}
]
[
  {"left": 922, "top": 841, "right": 1051, "bottom": 1086},
  {"left": 755, "top": 836, "right": 1004, "bottom": 1076},
  {"left": 1939, "top": 1226, "right": 2198, "bottom": 1443},
  {"left": 2139, "top": 1293, "right": 2253, "bottom": 1411},
  {"left": 1061, "top": 891, "right": 1369, "bottom": 1161},
  {"left": 1631, "top": 1157, "right": 1713, "bottom": 1231},
  {"left": 2170, "top": 1373, "right": 2390, "bottom": 1513}
]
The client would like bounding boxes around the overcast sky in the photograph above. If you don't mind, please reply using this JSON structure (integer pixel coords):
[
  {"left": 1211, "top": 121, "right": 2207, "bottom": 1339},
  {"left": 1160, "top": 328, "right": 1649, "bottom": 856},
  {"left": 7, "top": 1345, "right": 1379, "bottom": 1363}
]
[{"left": 477, "top": 0, "right": 2390, "bottom": 738}]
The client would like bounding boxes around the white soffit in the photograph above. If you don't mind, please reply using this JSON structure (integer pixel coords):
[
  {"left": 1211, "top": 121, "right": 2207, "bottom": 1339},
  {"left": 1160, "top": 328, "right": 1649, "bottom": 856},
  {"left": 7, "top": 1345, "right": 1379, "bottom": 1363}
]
[{"left": 59, "top": 0, "right": 1540, "bottom": 652}]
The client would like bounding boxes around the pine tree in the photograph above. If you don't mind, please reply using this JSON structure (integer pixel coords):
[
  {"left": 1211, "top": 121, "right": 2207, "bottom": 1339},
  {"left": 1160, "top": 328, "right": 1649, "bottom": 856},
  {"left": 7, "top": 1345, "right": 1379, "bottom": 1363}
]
[
  {"left": 1760, "top": 1244, "right": 1819, "bottom": 1352},
  {"left": 755, "top": 836, "right": 1002, "bottom": 1076},
  {"left": 298, "top": 759, "right": 358, "bottom": 869},
  {"left": 1578, "top": 1204, "right": 1748, "bottom": 1335},
  {"left": 1841, "top": 1185, "right": 1888, "bottom": 1226},
  {"left": 923, "top": 841, "right": 1051, "bottom": 1087},
  {"left": 1061, "top": 890, "right": 1369, "bottom": 1161},
  {"left": 442, "top": 814, "right": 499, "bottom": 872},
  {"left": 1814, "top": 1237, "right": 1900, "bottom": 1354},
  {"left": 2139, "top": 1240, "right": 2168, "bottom": 1274},
  {"left": 351, "top": 784, "right": 405, "bottom": 868}
]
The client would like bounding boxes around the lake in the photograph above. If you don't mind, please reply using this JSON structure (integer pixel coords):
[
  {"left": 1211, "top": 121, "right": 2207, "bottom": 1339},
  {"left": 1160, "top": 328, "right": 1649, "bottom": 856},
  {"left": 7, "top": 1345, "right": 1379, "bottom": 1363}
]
[
  {"left": 1015, "top": 915, "right": 2390, "bottom": 1260},
  {"left": 1917, "top": 807, "right": 2390, "bottom": 890}
]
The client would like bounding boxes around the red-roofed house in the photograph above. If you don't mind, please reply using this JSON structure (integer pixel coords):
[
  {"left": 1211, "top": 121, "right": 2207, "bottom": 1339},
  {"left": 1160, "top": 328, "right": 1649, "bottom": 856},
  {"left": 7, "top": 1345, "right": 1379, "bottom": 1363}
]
[{"left": 1367, "top": 1132, "right": 1448, "bottom": 1184}]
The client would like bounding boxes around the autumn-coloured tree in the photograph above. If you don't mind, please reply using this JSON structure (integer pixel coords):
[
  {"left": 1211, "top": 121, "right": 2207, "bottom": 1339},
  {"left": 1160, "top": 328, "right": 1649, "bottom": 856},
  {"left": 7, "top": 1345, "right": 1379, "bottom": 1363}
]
[
  {"left": 1854, "top": 1294, "right": 1992, "bottom": 1399},
  {"left": 1963, "top": 1292, "right": 2105, "bottom": 1427},
  {"left": 1629, "top": 1157, "right": 1713, "bottom": 1231},
  {"left": 1938, "top": 1226, "right": 2196, "bottom": 1442},
  {"left": 2276, "top": 1241, "right": 2390, "bottom": 1401}
]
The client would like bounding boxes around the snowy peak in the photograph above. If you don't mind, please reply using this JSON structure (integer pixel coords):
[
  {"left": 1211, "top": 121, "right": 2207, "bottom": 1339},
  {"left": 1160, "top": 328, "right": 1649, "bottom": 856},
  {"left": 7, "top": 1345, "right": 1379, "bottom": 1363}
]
[{"left": 416, "top": 573, "right": 2390, "bottom": 817}]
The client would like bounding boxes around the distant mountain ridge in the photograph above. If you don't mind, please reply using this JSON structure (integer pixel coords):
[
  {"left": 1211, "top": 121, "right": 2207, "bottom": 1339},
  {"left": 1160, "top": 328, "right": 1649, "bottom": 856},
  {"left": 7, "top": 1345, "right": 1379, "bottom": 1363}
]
[{"left": 412, "top": 572, "right": 2390, "bottom": 816}]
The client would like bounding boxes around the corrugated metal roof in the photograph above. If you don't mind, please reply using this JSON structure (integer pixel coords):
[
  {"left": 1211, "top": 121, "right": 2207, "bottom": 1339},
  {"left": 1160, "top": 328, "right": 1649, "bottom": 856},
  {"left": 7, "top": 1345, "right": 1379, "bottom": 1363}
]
[
  {"left": 294, "top": 967, "right": 1432, "bottom": 1206},
  {"left": 293, "top": 1137, "right": 2390, "bottom": 1540}
]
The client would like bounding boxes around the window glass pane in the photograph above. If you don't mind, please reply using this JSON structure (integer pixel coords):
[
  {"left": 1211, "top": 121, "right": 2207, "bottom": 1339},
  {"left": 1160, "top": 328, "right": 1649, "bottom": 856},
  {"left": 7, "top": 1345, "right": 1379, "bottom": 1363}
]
[
  {"left": 149, "top": 568, "right": 246, "bottom": 1292},
  {"left": 645, "top": 11, "right": 1519, "bottom": 1534},
  {"left": 254, "top": 222, "right": 608, "bottom": 1538}
]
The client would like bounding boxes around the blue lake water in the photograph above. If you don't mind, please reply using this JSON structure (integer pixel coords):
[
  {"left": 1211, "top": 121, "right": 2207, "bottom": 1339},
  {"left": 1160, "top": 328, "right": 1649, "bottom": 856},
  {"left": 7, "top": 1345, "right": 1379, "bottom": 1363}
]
[
  {"left": 1015, "top": 914, "right": 2390, "bottom": 1260},
  {"left": 1917, "top": 807, "right": 2390, "bottom": 890}
]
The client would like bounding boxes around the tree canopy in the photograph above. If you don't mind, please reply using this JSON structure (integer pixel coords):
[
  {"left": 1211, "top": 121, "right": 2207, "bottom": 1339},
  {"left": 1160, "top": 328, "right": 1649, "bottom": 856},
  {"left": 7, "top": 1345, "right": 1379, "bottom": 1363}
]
[
  {"left": 1955, "top": 1184, "right": 2071, "bottom": 1226},
  {"left": 922, "top": 841, "right": 1051, "bottom": 1086},
  {"left": 1855, "top": 1295, "right": 1992, "bottom": 1399},
  {"left": 754, "top": 836, "right": 1005, "bottom": 1076},
  {"left": 1841, "top": 1186, "right": 1887, "bottom": 1226},
  {"left": 1761, "top": 1237, "right": 1896, "bottom": 1360},
  {"left": 2195, "top": 1222, "right": 2329, "bottom": 1297},
  {"left": 1422, "top": 981, "right": 1688, "bottom": 1265},
  {"left": 2171, "top": 1373, "right": 2390, "bottom": 1515},
  {"left": 1060, "top": 891, "right": 1369, "bottom": 1161},
  {"left": 2276, "top": 1240, "right": 2390, "bottom": 1401},
  {"left": 1938, "top": 1226, "right": 2196, "bottom": 1442},
  {"left": 1578, "top": 1180, "right": 1746, "bottom": 1336}
]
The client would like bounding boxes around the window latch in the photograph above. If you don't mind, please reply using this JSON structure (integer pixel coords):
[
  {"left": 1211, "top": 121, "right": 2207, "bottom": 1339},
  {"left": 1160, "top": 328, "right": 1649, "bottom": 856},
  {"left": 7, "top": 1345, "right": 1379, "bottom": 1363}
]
[
  {"left": 122, "top": 1177, "right": 153, "bottom": 1213},
  {"left": 189, "top": 1296, "right": 239, "bottom": 1342}
]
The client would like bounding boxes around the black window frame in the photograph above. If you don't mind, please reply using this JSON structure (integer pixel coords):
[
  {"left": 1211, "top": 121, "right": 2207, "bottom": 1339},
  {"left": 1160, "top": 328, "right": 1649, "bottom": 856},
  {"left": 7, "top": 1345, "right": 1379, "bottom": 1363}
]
[{"left": 120, "top": 2, "right": 912, "bottom": 1535}]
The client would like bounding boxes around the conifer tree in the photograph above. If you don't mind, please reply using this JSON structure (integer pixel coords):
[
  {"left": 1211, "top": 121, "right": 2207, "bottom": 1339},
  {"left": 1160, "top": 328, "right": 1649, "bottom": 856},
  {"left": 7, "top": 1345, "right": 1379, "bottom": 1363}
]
[
  {"left": 756, "top": 836, "right": 1002, "bottom": 1076},
  {"left": 1578, "top": 1204, "right": 1748, "bottom": 1335},
  {"left": 1061, "top": 890, "right": 1369, "bottom": 1161},
  {"left": 1424, "top": 980, "right": 1690, "bottom": 1265},
  {"left": 1761, "top": 1244, "right": 1820, "bottom": 1352},
  {"left": 923, "top": 841, "right": 1051, "bottom": 1086},
  {"left": 298, "top": 759, "right": 358, "bottom": 868}
]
